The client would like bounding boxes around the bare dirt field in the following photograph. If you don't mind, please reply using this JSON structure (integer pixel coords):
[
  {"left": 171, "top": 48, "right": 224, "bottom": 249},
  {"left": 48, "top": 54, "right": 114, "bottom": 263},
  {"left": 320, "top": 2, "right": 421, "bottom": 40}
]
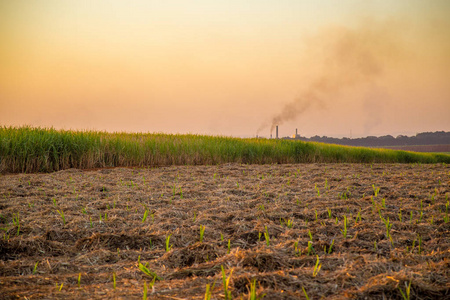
[{"left": 1, "top": 163, "right": 449, "bottom": 299}]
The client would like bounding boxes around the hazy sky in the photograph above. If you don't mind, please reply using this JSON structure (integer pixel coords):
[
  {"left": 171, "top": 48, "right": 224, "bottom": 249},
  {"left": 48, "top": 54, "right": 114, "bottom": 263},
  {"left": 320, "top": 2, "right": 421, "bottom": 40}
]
[{"left": 1, "top": 1, "right": 449, "bottom": 138}]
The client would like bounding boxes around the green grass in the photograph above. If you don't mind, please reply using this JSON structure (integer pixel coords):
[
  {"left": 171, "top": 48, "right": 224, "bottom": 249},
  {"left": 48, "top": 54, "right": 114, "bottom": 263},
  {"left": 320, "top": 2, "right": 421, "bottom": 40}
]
[{"left": 1, "top": 126, "right": 449, "bottom": 173}]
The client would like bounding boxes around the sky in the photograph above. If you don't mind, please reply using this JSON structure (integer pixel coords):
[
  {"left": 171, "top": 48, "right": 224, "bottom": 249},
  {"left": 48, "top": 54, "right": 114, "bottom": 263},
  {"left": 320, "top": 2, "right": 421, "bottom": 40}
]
[{"left": 1, "top": 1, "right": 449, "bottom": 138}]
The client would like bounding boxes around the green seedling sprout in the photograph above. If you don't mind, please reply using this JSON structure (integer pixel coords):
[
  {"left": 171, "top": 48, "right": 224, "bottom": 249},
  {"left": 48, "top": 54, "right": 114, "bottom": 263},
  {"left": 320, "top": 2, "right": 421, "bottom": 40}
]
[
  {"left": 372, "top": 184, "right": 380, "bottom": 197},
  {"left": 264, "top": 232, "right": 270, "bottom": 247},
  {"left": 142, "top": 209, "right": 149, "bottom": 223},
  {"left": 113, "top": 272, "right": 116, "bottom": 290},
  {"left": 383, "top": 217, "right": 392, "bottom": 239},
  {"left": 341, "top": 216, "right": 348, "bottom": 238},
  {"left": 227, "top": 239, "right": 231, "bottom": 254},
  {"left": 204, "top": 280, "right": 216, "bottom": 300},
  {"left": 143, "top": 281, "right": 148, "bottom": 300},
  {"left": 12, "top": 213, "right": 20, "bottom": 235},
  {"left": 199, "top": 225, "right": 205, "bottom": 243},
  {"left": 33, "top": 262, "right": 38, "bottom": 274},
  {"left": 302, "top": 287, "right": 310, "bottom": 300},
  {"left": 78, "top": 273, "right": 81, "bottom": 288},
  {"left": 389, "top": 235, "right": 395, "bottom": 247},
  {"left": 56, "top": 210, "right": 66, "bottom": 225},
  {"left": 308, "top": 230, "right": 313, "bottom": 241},
  {"left": 286, "top": 219, "right": 294, "bottom": 228},
  {"left": 294, "top": 241, "right": 299, "bottom": 256},
  {"left": 444, "top": 200, "right": 449, "bottom": 223},
  {"left": 282, "top": 218, "right": 293, "bottom": 228},
  {"left": 327, "top": 208, "right": 332, "bottom": 219},
  {"left": 307, "top": 241, "right": 315, "bottom": 255},
  {"left": 264, "top": 226, "right": 270, "bottom": 246},
  {"left": 138, "top": 262, "right": 161, "bottom": 280},
  {"left": 378, "top": 208, "right": 384, "bottom": 221},
  {"left": 356, "top": 209, "right": 362, "bottom": 224},
  {"left": 2, "top": 230, "right": 10, "bottom": 241},
  {"left": 148, "top": 276, "right": 157, "bottom": 290},
  {"left": 371, "top": 196, "right": 377, "bottom": 213},
  {"left": 398, "top": 281, "right": 412, "bottom": 300},
  {"left": 328, "top": 239, "right": 335, "bottom": 254},
  {"left": 221, "top": 265, "right": 233, "bottom": 300},
  {"left": 410, "top": 238, "right": 416, "bottom": 253},
  {"left": 248, "top": 279, "right": 265, "bottom": 300},
  {"left": 165, "top": 234, "right": 173, "bottom": 252},
  {"left": 312, "top": 255, "right": 322, "bottom": 277}
]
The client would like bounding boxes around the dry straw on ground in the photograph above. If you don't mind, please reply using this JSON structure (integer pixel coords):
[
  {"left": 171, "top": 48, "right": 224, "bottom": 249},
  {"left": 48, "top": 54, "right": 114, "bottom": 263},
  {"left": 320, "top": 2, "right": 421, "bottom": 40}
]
[{"left": 0, "top": 163, "right": 449, "bottom": 299}]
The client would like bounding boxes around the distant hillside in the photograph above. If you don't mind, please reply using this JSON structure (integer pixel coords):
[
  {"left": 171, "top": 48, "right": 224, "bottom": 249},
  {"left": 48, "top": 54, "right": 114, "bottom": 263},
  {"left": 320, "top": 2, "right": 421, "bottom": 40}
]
[{"left": 289, "top": 131, "right": 450, "bottom": 147}]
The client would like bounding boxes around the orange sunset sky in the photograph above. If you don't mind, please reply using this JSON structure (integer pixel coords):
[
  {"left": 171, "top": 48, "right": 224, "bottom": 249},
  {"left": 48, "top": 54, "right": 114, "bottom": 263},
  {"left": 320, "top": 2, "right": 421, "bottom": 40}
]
[{"left": 1, "top": 1, "right": 449, "bottom": 138}]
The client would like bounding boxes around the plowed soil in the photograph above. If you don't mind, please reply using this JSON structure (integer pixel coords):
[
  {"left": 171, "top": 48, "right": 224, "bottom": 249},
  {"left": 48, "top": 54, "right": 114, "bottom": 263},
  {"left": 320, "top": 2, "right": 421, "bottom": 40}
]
[{"left": 1, "top": 163, "right": 449, "bottom": 299}]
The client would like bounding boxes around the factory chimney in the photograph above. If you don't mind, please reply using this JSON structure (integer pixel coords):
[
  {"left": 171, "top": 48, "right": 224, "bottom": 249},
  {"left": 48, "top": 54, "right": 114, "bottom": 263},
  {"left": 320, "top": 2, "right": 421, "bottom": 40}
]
[
  {"left": 296, "top": 128, "right": 298, "bottom": 138},
  {"left": 276, "top": 126, "right": 279, "bottom": 139}
]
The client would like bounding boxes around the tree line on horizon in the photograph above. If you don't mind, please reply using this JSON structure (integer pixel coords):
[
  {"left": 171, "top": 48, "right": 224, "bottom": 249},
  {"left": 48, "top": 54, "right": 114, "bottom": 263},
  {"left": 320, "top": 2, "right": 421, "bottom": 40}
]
[{"left": 289, "top": 131, "right": 450, "bottom": 147}]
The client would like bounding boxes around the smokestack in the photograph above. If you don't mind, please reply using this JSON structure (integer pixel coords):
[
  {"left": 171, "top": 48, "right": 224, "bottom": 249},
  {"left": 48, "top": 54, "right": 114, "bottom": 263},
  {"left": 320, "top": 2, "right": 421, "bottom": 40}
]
[
  {"left": 296, "top": 128, "right": 298, "bottom": 138},
  {"left": 276, "top": 126, "right": 279, "bottom": 139}
]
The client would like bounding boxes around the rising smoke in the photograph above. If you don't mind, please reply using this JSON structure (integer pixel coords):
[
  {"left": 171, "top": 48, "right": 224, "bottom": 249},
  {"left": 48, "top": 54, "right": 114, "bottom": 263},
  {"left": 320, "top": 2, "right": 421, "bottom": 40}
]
[{"left": 258, "top": 19, "right": 404, "bottom": 136}]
